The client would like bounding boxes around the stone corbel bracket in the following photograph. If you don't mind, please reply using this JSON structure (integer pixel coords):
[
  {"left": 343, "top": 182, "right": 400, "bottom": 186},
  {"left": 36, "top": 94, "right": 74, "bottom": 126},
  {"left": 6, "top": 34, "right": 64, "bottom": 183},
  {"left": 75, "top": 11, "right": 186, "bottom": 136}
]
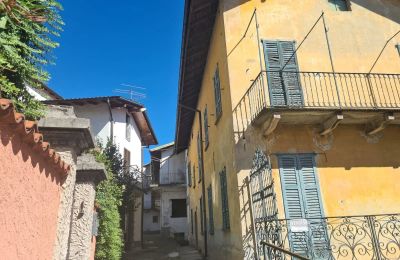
[
  {"left": 366, "top": 113, "right": 395, "bottom": 136},
  {"left": 262, "top": 113, "right": 281, "bottom": 137},
  {"left": 76, "top": 153, "right": 107, "bottom": 185},
  {"left": 320, "top": 113, "right": 344, "bottom": 136}
]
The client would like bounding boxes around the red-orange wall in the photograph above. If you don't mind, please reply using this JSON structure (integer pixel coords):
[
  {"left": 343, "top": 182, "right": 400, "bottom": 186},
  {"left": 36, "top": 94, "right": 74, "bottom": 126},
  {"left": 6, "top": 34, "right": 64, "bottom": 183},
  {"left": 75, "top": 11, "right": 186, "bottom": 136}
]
[{"left": 0, "top": 126, "right": 63, "bottom": 259}]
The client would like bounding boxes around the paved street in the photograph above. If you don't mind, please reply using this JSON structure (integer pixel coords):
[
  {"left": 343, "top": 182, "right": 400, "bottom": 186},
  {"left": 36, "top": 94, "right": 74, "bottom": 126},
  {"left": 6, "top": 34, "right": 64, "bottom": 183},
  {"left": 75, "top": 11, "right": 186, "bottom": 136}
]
[{"left": 124, "top": 234, "right": 203, "bottom": 260}]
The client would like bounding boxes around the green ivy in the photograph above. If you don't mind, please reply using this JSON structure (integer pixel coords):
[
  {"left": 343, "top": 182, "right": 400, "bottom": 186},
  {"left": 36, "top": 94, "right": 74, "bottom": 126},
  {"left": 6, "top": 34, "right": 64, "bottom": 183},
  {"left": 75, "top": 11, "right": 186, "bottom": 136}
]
[
  {"left": 93, "top": 143, "right": 124, "bottom": 260},
  {"left": 0, "top": 0, "right": 63, "bottom": 119}
]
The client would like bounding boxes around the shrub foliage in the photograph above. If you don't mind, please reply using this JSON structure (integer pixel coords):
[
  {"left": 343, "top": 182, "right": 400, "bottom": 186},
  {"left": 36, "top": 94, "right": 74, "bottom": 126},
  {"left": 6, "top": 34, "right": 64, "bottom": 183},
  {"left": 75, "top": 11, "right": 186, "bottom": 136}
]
[{"left": 0, "top": 0, "right": 63, "bottom": 119}]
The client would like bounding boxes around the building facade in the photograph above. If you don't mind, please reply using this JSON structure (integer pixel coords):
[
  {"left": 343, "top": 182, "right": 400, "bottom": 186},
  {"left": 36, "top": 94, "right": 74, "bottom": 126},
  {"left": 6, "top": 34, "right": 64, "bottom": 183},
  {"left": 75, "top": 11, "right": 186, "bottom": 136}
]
[
  {"left": 176, "top": 0, "right": 400, "bottom": 259},
  {"left": 144, "top": 143, "right": 188, "bottom": 241}
]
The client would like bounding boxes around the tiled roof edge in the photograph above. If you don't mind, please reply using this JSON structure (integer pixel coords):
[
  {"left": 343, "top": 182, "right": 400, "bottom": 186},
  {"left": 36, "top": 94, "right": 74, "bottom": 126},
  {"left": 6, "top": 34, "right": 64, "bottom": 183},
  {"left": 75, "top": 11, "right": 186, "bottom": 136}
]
[{"left": 0, "top": 99, "right": 70, "bottom": 174}]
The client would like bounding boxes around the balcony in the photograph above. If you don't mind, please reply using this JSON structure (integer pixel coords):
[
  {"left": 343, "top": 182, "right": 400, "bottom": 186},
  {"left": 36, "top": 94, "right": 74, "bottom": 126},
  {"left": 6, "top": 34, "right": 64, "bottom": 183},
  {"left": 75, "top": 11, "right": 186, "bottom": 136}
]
[
  {"left": 233, "top": 71, "right": 400, "bottom": 137},
  {"left": 258, "top": 213, "right": 400, "bottom": 260}
]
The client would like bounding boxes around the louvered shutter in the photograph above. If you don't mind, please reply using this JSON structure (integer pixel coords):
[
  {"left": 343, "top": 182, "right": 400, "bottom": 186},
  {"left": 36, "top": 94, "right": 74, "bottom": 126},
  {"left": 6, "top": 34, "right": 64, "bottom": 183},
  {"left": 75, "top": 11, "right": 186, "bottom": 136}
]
[
  {"left": 279, "top": 155, "right": 305, "bottom": 219},
  {"left": 213, "top": 67, "right": 222, "bottom": 118},
  {"left": 207, "top": 185, "right": 214, "bottom": 235},
  {"left": 279, "top": 155, "right": 307, "bottom": 255},
  {"left": 263, "top": 40, "right": 303, "bottom": 107},
  {"left": 220, "top": 168, "right": 230, "bottom": 230},
  {"left": 197, "top": 133, "right": 203, "bottom": 182},
  {"left": 187, "top": 162, "right": 192, "bottom": 187},
  {"left": 279, "top": 41, "right": 303, "bottom": 106},
  {"left": 264, "top": 40, "right": 286, "bottom": 106},
  {"left": 297, "top": 155, "right": 329, "bottom": 258}
]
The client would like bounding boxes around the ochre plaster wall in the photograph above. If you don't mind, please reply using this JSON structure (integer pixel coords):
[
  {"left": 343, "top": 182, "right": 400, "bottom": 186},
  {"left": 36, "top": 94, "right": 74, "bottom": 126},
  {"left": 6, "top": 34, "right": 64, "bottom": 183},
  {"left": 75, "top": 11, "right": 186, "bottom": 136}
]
[
  {"left": 186, "top": 5, "right": 244, "bottom": 260},
  {"left": 223, "top": 0, "right": 400, "bottom": 108},
  {"left": 0, "top": 126, "right": 63, "bottom": 259},
  {"left": 236, "top": 124, "right": 400, "bottom": 219}
]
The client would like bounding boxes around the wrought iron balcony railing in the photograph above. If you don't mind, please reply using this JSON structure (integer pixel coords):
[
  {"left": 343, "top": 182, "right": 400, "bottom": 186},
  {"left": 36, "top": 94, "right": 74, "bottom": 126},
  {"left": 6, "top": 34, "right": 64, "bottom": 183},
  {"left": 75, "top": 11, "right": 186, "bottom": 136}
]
[
  {"left": 233, "top": 71, "right": 400, "bottom": 134},
  {"left": 257, "top": 213, "right": 400, "bottom": 260}
]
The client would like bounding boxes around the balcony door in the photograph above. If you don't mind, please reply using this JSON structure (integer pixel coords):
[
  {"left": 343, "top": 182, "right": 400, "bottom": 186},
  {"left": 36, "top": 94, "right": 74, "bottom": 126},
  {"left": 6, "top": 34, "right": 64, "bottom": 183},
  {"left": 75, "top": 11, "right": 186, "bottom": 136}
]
[
  {"left": 263, "top": 40, "right": 304, "bottom": 107},
  {"left": 278, "top": 154, "right": 330, "bottom": 259}
]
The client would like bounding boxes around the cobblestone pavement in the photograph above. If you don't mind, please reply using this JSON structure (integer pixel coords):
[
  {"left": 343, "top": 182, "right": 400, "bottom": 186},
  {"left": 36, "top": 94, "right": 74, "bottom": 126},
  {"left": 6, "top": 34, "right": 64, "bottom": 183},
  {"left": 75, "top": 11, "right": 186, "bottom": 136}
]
[{"left": 124, "top": 233, "right": 203, "bottom": 260}]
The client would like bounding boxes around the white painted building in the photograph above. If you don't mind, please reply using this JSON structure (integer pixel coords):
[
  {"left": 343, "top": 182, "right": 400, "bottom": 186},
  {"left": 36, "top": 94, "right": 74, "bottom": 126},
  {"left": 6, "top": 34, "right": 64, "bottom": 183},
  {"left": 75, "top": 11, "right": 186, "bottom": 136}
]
[
  {"left": 144, "top": 143, "right": 188, "bottom": 240},
  {"left": 43, "top": 96, "right": 157, "bottom": 168}
]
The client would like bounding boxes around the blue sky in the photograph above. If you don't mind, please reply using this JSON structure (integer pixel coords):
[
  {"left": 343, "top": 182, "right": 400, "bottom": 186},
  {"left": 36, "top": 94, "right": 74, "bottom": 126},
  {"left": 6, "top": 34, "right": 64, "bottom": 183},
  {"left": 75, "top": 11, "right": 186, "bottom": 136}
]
[{"left": 47, "top": 1, "right": 185, "bottom": 163}]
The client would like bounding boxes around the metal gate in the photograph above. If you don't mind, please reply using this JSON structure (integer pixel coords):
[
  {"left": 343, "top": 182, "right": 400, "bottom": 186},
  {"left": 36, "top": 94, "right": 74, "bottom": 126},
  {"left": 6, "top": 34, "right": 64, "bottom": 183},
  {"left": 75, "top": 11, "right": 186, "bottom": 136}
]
[{"left": 249, "top": 149, "right": 280, "bottom": 259}]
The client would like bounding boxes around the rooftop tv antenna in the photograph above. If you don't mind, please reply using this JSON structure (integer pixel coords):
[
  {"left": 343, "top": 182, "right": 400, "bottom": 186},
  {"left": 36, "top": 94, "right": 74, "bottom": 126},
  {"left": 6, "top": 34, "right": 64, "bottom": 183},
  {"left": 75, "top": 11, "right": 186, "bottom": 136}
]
[{"left": 113, "top": 83, "right": 146, "bottom": 101}]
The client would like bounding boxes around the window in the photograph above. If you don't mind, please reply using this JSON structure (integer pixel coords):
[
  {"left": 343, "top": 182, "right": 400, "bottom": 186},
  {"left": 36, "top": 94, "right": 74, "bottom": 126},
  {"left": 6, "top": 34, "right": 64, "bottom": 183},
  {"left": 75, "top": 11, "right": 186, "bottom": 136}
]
[
  {"left": 204, "top": 106, "right": 209, "bottom": 148},
  {"left": 125, "top": 113, "right": 131, "bottom": 141},
  {"left": 213, "top": 65, "right": 222, "bottom": 120},
  {"left": 278, "top": 154, "right": 327, "bottom": 255},
  {"left": 192, "top": 165, "right": 196, "bottom": 188},
  {"left": 207, "top": 185, "right": 214, "bottom": 235},
  {"left": 152, "top": 215, "right": 159, "bottom": 223},
  {"left": 328, "top": 0, "right": 350, "bottom": 11},
  {"left": 263, "top": 40, "right": 303, "bottom": 107},
  {"left": 220, "top": 167, "right": 230, "bottom": 230},
  {"left": 200, "top": 197, "right": 204, "bottom": 235},
  {"left": 191, "top": 209, "right": 194, "bottom": 234},
  {"left": 197, "top": 133, "right": 203, "bottom": 183},
  {"left": 187, "top": 162, "right": 192, "bottom": 187},
  {"left": 171, "top": 199, "right": 187, "bottom": 218},
  {"left": 124, "top": 149, "right": 131, "bottom": 167}
]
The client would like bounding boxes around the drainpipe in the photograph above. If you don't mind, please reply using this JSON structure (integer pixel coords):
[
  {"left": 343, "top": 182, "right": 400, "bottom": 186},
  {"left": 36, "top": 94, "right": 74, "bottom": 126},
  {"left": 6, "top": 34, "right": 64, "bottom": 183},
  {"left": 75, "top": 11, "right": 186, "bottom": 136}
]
[{"left": 106, "top": 98, "right": 114, "bottom": 143}]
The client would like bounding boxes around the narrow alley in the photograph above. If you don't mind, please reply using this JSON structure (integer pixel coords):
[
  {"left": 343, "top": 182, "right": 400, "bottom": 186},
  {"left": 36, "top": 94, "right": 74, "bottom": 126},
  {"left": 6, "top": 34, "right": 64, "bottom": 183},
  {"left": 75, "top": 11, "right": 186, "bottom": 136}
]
[{"left": 124, "top": 234, "right": 203, "bottom": 260}]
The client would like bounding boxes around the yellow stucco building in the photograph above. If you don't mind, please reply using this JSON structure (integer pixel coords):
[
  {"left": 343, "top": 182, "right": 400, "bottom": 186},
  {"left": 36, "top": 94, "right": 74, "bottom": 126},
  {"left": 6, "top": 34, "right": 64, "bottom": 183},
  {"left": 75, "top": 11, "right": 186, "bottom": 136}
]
[{"left": 175, "top": 0, "right": 400, "bottom": 259}]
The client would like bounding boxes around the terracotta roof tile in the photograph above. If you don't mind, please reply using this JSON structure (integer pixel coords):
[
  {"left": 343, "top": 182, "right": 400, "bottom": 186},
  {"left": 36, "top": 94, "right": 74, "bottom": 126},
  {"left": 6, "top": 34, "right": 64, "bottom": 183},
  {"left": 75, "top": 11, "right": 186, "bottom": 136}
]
[{"left": 0, "top": 99, "right": 70, "bottom": 175}]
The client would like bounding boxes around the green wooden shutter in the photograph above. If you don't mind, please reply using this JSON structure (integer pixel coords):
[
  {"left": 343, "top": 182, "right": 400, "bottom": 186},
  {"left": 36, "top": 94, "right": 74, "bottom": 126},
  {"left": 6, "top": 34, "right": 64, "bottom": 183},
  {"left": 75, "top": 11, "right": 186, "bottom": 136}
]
[
  {"left": 279, "top": 154, "right": 328, "bottom": 258},
  {"left": 207, "top": 185, "right": 214, "bottom": 235},
  {"left": 197, "top": 133, "right": 203, "bottom": 182},
  {"left": 264, "top": 40, "right": 286, "bottom": 106},
  {"left": 220, "top": 168, "right": 230, "bottom": 230},
  {"left": 279, "top": 155, "right": 305, "bottom": 219},
  {"left": 297, "top": 155, "right": 329, "bottom": 258},
  {"left": 204, "top": 106, "right": 209, "bottom": 148},
  {"left": 263, "top": 40, "right": 303, "bottom": 107},
  {"left": 191, "top": 209, "right": 194, "bottom": 234},
  {"left": 187, "top": 162, "right": 192, "bottom": 187},
  {"left": 193, "top": 165, "right": 196, "bottom": 188},
  {"left": 213, "top": 66, "right": 222, "bottom": 118},
  {"left": 200, "top": 197, "right": 204, "bottom": 235},
  {"left": 279, "top": 155, "right": 307, "bottom": 255},
  {"left": 328, "top": 0, "right": 349, "bottom": 11},
  {"left": 279, "top": 41, "right": 303, "bottom": 106}
]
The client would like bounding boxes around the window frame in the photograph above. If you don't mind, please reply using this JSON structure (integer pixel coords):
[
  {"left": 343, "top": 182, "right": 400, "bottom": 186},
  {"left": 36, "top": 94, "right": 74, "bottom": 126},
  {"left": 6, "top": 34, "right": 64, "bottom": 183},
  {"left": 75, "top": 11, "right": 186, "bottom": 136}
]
[
  {"left": 213, "top": 65, "right": 223, "bottom": 123},
  {"left": 125, "top": 113, "right": 131, "bottom": 141},
  {"left": 328, "top": 0, "right": 351, "bottom": 11},
  {"left": 207, "top": 185, "right": 214, "bottom": 235},
  {"left": 220, "top": 167, "right": 230, "bottom": 231},
  {"left": 204, "top": 106, "right": 209, "bottom": 149},
  {"left": 171, "top": 199, "right": 187, "bottom": 218},
  {"left": 197, "top": 133, "right": 203, "bottom": 183},
  {"left": 187, "top": 162, "right": 192, "bottom": 187}
]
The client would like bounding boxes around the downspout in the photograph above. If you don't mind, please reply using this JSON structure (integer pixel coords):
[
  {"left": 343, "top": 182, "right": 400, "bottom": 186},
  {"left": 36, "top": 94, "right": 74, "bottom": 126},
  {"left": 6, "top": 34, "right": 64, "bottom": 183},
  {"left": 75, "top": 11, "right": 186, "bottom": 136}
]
[{"left": 106, "top": 98, "right": 114, "bottom": 143}]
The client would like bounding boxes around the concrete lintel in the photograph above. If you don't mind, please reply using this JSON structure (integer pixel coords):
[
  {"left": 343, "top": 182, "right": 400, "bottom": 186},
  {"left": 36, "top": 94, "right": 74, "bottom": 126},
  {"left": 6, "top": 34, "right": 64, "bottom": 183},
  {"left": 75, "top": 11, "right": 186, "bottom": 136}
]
[
  {"left": 320, "top": 113, "right": 344, "bottom": 136},
  {"left": 76, "top": 153, "right": 107, "bottom": 185},
  {"left": 367, "top": 114, "right": 395, "bottom": 136},
  {"left": 38, "top": 105, "right": 95, "bottom": 153},
  {"left": 262, "top": 113, "right": 281, "bottom": 137}
]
